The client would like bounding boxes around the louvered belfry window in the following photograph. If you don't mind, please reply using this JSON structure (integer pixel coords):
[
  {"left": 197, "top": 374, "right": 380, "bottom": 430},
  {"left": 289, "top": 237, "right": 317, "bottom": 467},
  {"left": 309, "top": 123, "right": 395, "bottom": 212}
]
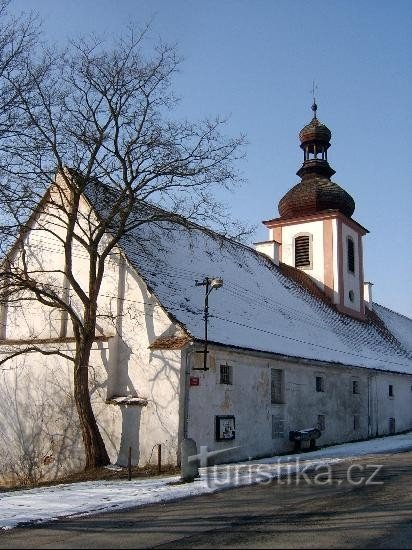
[{"left": 294, "top": 235, "right": 311, "bottom": 268}]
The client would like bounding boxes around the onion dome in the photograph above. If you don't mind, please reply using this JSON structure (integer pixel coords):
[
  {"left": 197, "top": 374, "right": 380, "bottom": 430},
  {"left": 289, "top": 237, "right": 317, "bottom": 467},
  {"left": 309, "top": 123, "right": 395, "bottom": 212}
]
[
  {"left": 278, "top": 176, "right": 355, "bottom": 218},
  {"left": 299, "top": 117, "right": 332, "bottom": 145},
  {"left": 278, "top": 101, "right": 355, "bottom": 219}
]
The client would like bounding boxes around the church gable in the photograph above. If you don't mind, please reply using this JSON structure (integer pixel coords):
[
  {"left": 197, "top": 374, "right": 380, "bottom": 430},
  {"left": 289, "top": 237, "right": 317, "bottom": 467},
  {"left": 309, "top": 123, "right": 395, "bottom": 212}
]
[{"left": 1, "top": 182, "right": 185, "bottom": 354}]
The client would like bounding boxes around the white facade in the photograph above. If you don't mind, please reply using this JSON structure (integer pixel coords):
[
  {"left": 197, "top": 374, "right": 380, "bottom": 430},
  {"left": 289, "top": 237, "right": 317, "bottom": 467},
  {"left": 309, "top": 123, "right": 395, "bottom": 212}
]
[
  {"left": 341, "top": 220, "right": 363, "bottom": 313},
  {"left": 260, "top": 213, "right": 367, "bottom": 319},
  {"left": 0, "top": 195, "right": 185, "bottom": 483},
  {"left": 254, "top": 240, "right": 280, "bottom": 265},
  {"left": 185, "top": 345, "right": 412, "bottom": 463},
  {"left": 280, "top": 220, "right": 325, "bottom": 290},
  {"left": 1, "top": 182, "right": 411, "bottom": 484}
]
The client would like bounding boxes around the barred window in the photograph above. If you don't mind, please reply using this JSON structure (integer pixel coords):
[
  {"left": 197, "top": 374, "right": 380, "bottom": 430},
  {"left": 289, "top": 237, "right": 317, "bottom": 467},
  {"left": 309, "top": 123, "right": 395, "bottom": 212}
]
[
  {"left": 352, "top": 380, "right": 360, "bottom": 394},
  {"left": 347, "top": 237, "right": 355, "bottom": 273},
  {"left": 353, "top": 415, "right": 360, "bottom": 430},
  {"left": 220, "top": 364, "right": 232, "bottom": 385},
  {"left": 272, "top": 416, "right": 285, "bottom": 439},
  {"left": 294, "top": 234, "right": 312, "bottom": 268},
  {"left": 316, "top": 376, "right": 325, "bottom": 393},
  {"left": 271, "top": 368, "right": 284, "bottom": 404}
]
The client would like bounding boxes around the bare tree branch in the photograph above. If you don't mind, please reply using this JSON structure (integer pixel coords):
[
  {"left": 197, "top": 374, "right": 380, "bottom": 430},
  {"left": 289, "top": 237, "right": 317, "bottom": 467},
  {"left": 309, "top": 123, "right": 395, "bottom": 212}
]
[{"left": 0, "top": 22, "right": 249, "bottom": 469}]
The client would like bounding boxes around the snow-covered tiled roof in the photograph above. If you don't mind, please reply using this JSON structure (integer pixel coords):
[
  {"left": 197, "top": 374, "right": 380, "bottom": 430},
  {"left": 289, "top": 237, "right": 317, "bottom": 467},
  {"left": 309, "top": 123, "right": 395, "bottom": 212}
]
[
  {"left": 117, "top": 218, "right": 412, "bottom": 375},
  {"left": 373, "top": 304, "right": 412, "bottom": 356},
  {"left": 80, "top": 178, "right": 411, "bottom": 374}
]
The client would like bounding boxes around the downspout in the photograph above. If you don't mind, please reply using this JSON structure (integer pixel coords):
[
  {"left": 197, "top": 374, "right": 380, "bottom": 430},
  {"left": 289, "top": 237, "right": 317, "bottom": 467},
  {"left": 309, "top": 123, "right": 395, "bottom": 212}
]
[
  {"left": 0, "top": 259, "right": 10, "bottom": 339},
  {"left": 375, "top": 374, "right": 379, "bottom": 437},
  {"left": 107, "top": 254, "right": 126, "bottom": 398},
  {"left": 183, "top": 343, "right": 195, "bottom": 438},
  {"left": 177, "top": 342, "right": 194, "bottom": 464},
  {"left": 367, "top": 374, "right": 371, "bottom": 437}
]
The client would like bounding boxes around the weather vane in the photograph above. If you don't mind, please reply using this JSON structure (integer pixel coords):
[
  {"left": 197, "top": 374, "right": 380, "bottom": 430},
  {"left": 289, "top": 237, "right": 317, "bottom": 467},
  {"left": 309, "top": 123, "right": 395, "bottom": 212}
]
[{"left": 310, "top": 80, "right": 318, "bottom": 118}]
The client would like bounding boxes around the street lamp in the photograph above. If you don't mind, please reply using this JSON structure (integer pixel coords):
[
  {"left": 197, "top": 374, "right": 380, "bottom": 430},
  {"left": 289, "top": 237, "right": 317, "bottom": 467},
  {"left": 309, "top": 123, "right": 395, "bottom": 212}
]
[{"left": 194, "top": 277, "right": 223, "bottom": 371}]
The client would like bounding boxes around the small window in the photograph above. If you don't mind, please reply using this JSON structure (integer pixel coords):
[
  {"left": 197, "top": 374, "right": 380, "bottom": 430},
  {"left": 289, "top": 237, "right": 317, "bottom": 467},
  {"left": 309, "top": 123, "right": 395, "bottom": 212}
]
[
  {"left": 294, "top": 234, "right": 312, "bottom": 268},
  {"left": 389, "top": 384, "right": 394, "bottom": 398},
  {"left": 272, "top": 416, "right": 285, "bottom": 439},
  {"left": 348, "top": 290, "right": 355, "bottom": 302},
  {"left": 352, "top": 381, "right": 359, "bottom": 395},
  {"left": 220, "top": 364, "right": 232, "bottom": 385},
  {"left": 271, "top": 368, "right": 284, "bottom": 404},
  {"left": 316, "top": 376, "right": 325, "bottom": 393},
  {"left": 353, "top": 415, "right": 360, "bottom": 430},
  {"left": 347, "top": 237, "right": 355, "bottom": 273},
  {"left": 317, "top": 414, "right": 325, "bottom": 431},
  {"left": 389, "top": 417, "right": 396, "bottom": 434}
]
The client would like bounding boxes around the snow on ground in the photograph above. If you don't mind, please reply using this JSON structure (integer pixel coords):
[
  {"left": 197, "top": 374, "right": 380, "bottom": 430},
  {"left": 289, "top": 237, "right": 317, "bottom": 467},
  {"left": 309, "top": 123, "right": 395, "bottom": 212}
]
[{"left": 1, "top": 432, "right": 412, "bottom": 531}]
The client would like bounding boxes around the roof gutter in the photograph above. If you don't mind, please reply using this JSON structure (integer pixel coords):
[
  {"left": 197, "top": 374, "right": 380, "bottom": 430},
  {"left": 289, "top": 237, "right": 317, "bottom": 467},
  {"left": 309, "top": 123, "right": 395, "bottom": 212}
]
[{"left": 192, "top": 339, "right": 412, "bottom": 377}]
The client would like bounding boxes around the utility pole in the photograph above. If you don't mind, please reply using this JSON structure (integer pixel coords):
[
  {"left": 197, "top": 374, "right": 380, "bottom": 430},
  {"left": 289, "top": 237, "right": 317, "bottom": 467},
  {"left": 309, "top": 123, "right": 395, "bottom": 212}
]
[{"left": 194, "top": 277, "right": 223, "bottom": 371}]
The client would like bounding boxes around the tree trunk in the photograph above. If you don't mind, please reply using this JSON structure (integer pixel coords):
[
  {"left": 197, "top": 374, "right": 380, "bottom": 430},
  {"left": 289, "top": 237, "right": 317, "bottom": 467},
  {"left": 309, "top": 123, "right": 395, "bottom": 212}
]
[{"left": 74, "top": 339, "right": 110, "bottom": 469}]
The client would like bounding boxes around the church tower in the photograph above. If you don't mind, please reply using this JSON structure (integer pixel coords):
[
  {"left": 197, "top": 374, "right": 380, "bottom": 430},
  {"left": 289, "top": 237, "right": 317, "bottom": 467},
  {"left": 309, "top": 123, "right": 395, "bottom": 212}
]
[{"left": 257, "top": 102, "right": 369, "bottom": 320}]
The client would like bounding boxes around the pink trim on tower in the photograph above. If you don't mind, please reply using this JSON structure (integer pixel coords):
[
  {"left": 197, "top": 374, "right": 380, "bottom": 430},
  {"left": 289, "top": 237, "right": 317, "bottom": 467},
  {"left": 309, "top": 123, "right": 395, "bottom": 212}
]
[
  {"left": 264, "top": 210, "right": 369, "bottom": 236},
  {"left": 273, "top": 226, "right": 282, "bottom": 262},
  {"left": 358, "top": 233, "right": 365, "bottom": 316},
  {"left": 337, "top": 218, "right": 344, "bottom": 307},
  {"left": 323, "top": 219, "right": 334, "bottom": 302}
]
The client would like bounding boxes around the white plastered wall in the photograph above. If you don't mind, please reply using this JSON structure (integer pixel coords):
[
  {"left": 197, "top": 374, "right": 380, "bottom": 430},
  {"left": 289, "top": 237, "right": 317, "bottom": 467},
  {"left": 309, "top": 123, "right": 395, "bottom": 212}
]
[
  {"left": 341, "top": 222, "right": 363, "bottom": 313},
  {"left": 97, "top": 256, "right": 184, "bottom": 467},
  {"left": 331, "top": 218, "right": 339, "bottom": 304},
  {"left": 1, "top": 192, "right": 184, "bottom": 482},
  {"left": 186, "top": 346, "right": 412, "bottom": 464},
  {"left": 255, "top": 241, "right": 280, "bottom": 265},
  {"left": 280, "top": 220, "right": 325, "bottom": 290}
]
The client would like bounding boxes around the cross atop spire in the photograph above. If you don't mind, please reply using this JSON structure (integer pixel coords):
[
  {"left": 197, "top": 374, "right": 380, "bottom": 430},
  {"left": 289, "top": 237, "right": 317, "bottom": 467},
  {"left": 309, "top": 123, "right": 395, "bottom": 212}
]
[{"left": 311, "top": 80, "right": 318, "bottom": 118}]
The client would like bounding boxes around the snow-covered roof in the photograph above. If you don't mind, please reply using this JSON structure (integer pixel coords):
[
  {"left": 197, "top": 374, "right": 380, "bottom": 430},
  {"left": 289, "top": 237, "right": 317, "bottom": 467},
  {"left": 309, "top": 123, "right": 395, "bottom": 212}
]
[
  {"left": 117, "top": 217, "right": 412, "bottom": 375},
  {"left": 79, "top": 177, "right": 412, "bottom": 375}
]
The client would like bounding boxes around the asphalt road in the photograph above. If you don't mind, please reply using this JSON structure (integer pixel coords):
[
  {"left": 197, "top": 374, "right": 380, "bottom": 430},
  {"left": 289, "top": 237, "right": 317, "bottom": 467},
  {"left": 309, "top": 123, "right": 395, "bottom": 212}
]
[{"left": 1, "top": 450, "right": 412, "bottom": 549}]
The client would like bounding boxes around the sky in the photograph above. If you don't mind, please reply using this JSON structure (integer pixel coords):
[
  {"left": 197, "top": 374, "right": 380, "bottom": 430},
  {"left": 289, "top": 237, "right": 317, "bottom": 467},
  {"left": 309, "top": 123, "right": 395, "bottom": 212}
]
[{"left": 9, "top": 0, "right": 412, "bottom": 318}]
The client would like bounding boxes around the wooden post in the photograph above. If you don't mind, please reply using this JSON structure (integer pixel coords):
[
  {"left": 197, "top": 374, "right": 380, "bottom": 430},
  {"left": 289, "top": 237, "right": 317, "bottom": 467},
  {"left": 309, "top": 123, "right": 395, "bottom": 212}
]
[
  {"left": 157, "top": 444, "right": 162, "bottom": 475},
  {"left": 128, "top": 446, "right": 132, "bottom": 481}
]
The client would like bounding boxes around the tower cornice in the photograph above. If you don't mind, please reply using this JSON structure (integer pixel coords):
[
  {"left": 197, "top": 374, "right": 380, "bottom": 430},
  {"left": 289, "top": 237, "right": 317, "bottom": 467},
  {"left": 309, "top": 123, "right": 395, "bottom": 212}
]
[{"left": 263, "top": 210, "right": 369, "bottom": 236}]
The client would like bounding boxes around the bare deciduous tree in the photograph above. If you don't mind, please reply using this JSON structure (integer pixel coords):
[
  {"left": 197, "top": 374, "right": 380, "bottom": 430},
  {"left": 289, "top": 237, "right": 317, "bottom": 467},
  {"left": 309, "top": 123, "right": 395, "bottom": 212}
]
[
  {"left": 0, "top": 0, "right": 38, "bottom": 135},
  {"left": 0, "top": 24, "right": 246, "bottom": 469}
]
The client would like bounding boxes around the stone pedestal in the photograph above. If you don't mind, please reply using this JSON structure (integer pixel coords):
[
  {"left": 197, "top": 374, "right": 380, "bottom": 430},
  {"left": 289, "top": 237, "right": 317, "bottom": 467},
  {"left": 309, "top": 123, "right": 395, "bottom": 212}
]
[{"left": 180, "top": 438, "right": 199, "bottom": 482}]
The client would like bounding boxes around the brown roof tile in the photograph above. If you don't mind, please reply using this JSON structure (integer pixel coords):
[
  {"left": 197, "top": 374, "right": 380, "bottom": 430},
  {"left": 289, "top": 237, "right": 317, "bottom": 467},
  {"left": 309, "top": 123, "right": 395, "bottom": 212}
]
[{"left": 149, "top": 334, "right": 192, "bottom": 350}]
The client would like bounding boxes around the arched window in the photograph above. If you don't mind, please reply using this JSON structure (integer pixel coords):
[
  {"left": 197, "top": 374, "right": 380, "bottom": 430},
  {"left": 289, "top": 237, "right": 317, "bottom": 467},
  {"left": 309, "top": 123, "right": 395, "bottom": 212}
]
[
  {"left": 347, "top": 237, "right": 355, "bottom": 273},
  {"left": 294, "top": 234, "right": 312, "bottom": 269}
]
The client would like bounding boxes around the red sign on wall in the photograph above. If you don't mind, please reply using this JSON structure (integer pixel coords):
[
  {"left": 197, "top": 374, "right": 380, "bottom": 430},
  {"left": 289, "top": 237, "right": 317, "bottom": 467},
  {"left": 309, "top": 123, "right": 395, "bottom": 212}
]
[{"left": 190, "top": 376, "right": 200, "bottom": 386}]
